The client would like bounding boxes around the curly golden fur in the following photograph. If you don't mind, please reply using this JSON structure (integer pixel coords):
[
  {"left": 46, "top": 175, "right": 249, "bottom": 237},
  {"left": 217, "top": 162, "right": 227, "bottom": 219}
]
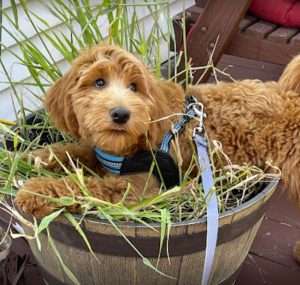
[
  {"left": 187, "top": 64, "right": 300, "bottom": 206},
  {"left": 15, "top": 45, "right": 300, "bottom": 220}
]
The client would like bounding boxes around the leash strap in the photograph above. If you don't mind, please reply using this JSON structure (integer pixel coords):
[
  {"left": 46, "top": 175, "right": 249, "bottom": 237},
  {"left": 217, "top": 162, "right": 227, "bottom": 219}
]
[{"left": 194, "top": 132, "right": 219, "bottom": 285}]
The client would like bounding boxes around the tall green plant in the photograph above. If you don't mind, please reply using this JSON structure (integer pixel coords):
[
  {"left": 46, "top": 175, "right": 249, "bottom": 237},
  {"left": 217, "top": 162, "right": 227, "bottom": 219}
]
[{"left": 1, "top": 0, "right": 174, "bottom": 121}]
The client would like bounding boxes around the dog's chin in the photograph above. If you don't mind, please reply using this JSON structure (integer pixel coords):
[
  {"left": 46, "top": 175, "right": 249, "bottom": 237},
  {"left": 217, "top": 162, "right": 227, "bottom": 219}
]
[
  {"left": 92, "top": 128, "right": 145, "bottom": 156},
  {"left": 109, "top": 125, "right": 129, "bottom": 133}
]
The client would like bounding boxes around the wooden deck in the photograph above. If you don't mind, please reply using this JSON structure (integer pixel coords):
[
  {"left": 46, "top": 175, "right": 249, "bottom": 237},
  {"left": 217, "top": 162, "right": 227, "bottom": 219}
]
[
  {"left": 236, "top": 186, "right": 300, "bottom": 285},
  {"left": 1, "top": 55, "right": 300, "bottom": 284}
]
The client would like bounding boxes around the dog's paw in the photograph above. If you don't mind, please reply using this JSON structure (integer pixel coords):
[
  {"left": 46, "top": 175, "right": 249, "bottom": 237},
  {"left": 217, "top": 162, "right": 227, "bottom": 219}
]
[
  {"left": 102, "top": 177, "right": 139, "bottom": 204},
  {"left": 87, "top": 176, "right": 137, "bottom": 204},
  {"left": 15, "top": 191, "right": 56, "bottom": 218},
  {"left": 15, "top": 178, "right": 58, "bottom": 218},
  {"left": 27, "top": 148, "right": 61, "bottom": 170}
]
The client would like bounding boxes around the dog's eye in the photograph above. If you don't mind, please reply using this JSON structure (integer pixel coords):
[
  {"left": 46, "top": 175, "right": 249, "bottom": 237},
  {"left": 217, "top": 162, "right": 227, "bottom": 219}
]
[
  {"left": 95, "top": 78, "right": 106, "bottom": 88},
  {"left": 128, "top": 83, "right": 137, "bottom": 92}
]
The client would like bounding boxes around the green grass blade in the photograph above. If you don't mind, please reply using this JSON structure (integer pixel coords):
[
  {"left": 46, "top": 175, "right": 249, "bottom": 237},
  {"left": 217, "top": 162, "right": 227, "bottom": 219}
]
[
  {"left": 64, "top": 212, "right": 99, "bottom": 262},
  {"left": 37, "top": 208, "right": 65, "bottom": 234},
  {"left": 9, "top": 0, "right": 19, "bottom": 28}
]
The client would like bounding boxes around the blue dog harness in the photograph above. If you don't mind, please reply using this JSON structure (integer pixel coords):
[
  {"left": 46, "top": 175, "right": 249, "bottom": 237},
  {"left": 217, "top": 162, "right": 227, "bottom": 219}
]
[{"left": 95, "top": 96, "right": 202, "bottom": 189}]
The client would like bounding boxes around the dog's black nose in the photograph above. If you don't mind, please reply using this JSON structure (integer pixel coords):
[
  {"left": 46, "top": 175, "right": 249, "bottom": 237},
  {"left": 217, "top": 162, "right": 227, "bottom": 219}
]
[{"left": 110, "top": 107, "right": 130, "bottom": 124}]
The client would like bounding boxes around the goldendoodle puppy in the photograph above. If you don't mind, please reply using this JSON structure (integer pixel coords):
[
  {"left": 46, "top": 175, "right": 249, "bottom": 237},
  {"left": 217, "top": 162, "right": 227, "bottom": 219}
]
[
  {"left": 15, "top": 45, "right": 300, "bottom": 260},
  {"left": 15, "top": 44, "right": 189, "bottom": 217}
]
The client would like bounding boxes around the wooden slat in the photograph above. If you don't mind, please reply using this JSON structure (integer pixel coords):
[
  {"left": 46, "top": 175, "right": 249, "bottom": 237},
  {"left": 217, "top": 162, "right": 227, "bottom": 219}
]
[
  {"left": 213, "top": 55, "right": 284, "bottom": 82},
  {"left": 187, "top": 8, "right": 257, "bottom": 31},
  {"left": 177, "top": 0, "right": 252, "bottom": 83},
  {"left": 171, "top": 8, "right": 257, "bottom": 53},
  {"left": 290, "top": 32, "right": 300, "bottom": 45},
  {"left": 172, "top": 4, "right": 300, "bottom": 69},
  {"left": 135, "top": 224, "right": 187, "bottom": 285},
  {"left": 250, "top": 217, "right": 300, "bottom": 271},
  {"left": 239, "top": 15, "right": 257, "bottom": 31},
  {"left": 267, "top": 189, "right": 300, "bottom": 229},
  {"left": 178, "top": 213, "right": 233, "bottom": 284},
  {"left": 177, "top": 224, "right": 205, "bottom": 285},
  {"left": 209, "top": 184, "right": 277, "bottom": 284},
  {"left": 237, "top": 254, "right": 300, "bottom": 285},
  {"left": 27, "top": 230, "right": 67, "bottom": 284},
  {"left": 267, "top": 27, "right": 298, "bottom": 43},
  {"left": 55, "top": 237, "right": 96, "bottom": 285},
  {"left": 171, "top": 19, "right": 183, "bottom": 51},
  {"left": 85, "top": 222, "right": 137, "bottom": 285},
  {"left": 243, "top": 20, "right": 277, "bottom": 39},
  {"left": 211, "top": 219, "right": 263, "bottom": 284},
  {"left": 171, "top": 10, "right": 195, "bottom": 51},
  {"left": 226, "top": 31, "right": 300, "bottom": 65}
]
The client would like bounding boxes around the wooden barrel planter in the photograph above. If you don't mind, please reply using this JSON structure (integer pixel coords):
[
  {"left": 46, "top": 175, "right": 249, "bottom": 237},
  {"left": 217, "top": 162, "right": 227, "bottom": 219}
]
[
  {"left": 0, "top": 227, "right": 11, "bottom": 263},
  {"left": 5, "top": 113, "right": 278, "bottom": 284},
  {"left": 21, "top": 180, "right": 278, "bottom": 285}
]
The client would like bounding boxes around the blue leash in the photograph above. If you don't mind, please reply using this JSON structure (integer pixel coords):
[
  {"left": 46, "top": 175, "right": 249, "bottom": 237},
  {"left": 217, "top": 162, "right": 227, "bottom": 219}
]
[
  {"left": 191, "top": 103, "right": 219, "bottom": 285},
  {"left": 194, "top": 131, "right": 219, "bottom": 285}
]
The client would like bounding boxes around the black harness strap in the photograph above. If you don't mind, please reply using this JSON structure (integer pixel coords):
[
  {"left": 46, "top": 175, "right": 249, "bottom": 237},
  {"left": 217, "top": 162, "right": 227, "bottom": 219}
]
[{"left": 120, "top": 150, "right": 180, "bottom": 189}]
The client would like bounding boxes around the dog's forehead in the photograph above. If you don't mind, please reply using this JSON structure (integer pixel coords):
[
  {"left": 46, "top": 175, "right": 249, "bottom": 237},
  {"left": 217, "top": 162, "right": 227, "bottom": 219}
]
[
  {"left": 95, "top": 50, "right": 141, "bottom": 67},
  {"left": 77, "top": 51, "right": 144, "bottom": 77},
  {"left": 74, "top": 46, "right": 150, "bottom": 84}
]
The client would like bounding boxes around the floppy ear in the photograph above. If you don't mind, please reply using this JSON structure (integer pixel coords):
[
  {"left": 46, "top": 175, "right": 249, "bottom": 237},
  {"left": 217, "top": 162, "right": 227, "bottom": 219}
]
[
  {"left": 45, "top": 69, "right": 80, "bottom": 138},
  {"left": 156, "top": 80, "right": 185, "bottom": 113},
  {"left": 147, "top": 78, "right": 185, "bottom": 146}
]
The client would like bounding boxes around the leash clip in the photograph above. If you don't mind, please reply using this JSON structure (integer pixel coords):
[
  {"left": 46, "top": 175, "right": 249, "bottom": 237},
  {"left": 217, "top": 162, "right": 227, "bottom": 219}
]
[{"left": 188, "top": 98, "right": 206, "bottom": 137}]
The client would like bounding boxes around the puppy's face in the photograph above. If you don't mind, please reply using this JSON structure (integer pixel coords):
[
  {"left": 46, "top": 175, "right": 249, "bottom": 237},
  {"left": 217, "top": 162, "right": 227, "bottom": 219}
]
[
  {"left": 73, "top": 53, "right": 154, "bottom": 155},
  {"left": 46, "top": 45, "right": 162, "bottom": 155}
]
